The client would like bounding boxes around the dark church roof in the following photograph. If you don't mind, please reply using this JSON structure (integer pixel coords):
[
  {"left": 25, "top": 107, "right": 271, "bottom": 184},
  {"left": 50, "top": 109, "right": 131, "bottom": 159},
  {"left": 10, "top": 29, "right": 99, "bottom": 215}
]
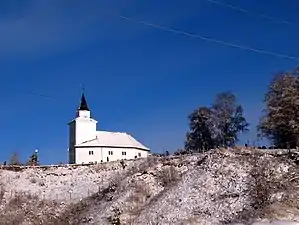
[{"left": 78, "top": 92, "right": 90, "bottom": 111}]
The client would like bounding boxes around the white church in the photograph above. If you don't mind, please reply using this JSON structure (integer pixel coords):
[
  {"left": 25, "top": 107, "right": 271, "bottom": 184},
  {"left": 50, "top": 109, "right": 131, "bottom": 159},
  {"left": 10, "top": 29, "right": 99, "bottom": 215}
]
[{"left": 68, "top": 93, "right": 150, "bottom": 164}]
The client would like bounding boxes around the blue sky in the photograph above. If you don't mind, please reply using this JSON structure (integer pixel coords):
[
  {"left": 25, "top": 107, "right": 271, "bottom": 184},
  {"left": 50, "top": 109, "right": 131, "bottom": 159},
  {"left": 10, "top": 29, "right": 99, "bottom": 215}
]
[{"left": 0, "top": 0, "right": 298, "bottom": 164}]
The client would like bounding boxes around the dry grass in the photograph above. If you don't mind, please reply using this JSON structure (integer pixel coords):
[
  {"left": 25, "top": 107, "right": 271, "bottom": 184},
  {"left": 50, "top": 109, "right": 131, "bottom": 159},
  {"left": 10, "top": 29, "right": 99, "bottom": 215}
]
[
  {"left": 157, "top": 165, "right": 180, "bottom": 187},
  {"left": 41, "top": 159, "right": 156, "bottom": 225},
  {"left": 0, "top": 184, "right": 4, "bottom": 204},
  {"left": 29, "top": 177, "right": 37, "bottom": 184},
  {"left": 126, "top": 183, "right": 152, "bottom": 219},
  {"left": 94, "top": 163, "right": 108, "bottom": 172},
  {"left": 1, "top": 152, "right": 299, "bottom": 224},
  {"left": 227, "top": 151, "right": 299, "bottom": 223},
  {"left": 0, "top": 192, "right": 61, "bottom": 225}
]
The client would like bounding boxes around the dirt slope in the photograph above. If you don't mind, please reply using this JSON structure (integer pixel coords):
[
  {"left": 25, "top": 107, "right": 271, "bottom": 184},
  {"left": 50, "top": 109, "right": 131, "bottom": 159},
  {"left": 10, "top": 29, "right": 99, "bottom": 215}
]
[{"left": 1, "top": 149, "right": 299, "bottom": 225}]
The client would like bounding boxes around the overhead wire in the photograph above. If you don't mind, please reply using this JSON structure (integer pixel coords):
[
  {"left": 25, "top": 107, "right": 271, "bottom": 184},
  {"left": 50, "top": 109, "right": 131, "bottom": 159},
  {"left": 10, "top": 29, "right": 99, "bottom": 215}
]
[
  {"left": 117, "top": 15, "right": 299, "bottom": 61},
  {"left": 26, "top": 84, "right": 85, "bottom": 100},
  {"left": 27, "top": 91, "right": 56, "bottom": 99},
  {"left": 24, "top": 4, "right": 299, "bottom": 99},
  {"left": 201, "top": 0, "right": 292, "bottom": 25}
]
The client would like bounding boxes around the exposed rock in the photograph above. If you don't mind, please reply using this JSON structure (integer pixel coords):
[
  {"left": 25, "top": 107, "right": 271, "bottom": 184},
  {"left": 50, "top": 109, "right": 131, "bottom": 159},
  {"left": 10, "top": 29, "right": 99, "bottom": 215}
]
[{"left": 0, "top": 149, "right": 299, "bottom": 224}]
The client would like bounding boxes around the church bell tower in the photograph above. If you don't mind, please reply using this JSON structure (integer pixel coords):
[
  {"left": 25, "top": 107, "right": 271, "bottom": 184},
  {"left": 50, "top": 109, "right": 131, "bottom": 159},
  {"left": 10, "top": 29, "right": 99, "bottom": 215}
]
[{"left": 68, "top": 91, "right": 98, "bottom": 164}]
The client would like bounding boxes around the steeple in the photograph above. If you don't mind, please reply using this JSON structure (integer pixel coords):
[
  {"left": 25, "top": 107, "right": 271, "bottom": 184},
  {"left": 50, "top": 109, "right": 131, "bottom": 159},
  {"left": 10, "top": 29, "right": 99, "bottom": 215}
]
[
  {"left": 69, "top": 90, "right": 98, "bottom": 164},
  {"left": 78, "top": 92, "right": 90, "bottom": 111}
]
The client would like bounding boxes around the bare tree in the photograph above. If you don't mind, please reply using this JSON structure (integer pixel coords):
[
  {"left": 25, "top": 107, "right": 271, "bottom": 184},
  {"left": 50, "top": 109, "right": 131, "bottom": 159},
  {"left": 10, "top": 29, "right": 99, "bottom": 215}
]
[
  {"left": 185, "top": 107, "right": 215, "bottom": 152},
  {"left": 211, "top": 91, "right": 249, "bottom": 147},
  {"left": 185, "top": 92, "right": 248, "bottom": 152},
  {"left": 9, "top": 152, "right": 22, "bottom": 166},
  {"left": 258, "top": 69, "right": 299, "bottom": 148}
]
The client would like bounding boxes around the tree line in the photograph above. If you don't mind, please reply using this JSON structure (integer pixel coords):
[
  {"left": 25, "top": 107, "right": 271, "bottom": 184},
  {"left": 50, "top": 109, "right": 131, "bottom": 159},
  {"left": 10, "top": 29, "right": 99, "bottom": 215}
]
[
  {"left": 2, "top": 151, "right": 39, "bottom": 166},
  {"left": 183, "top": 67, "right": 299, "bottom": 153}
]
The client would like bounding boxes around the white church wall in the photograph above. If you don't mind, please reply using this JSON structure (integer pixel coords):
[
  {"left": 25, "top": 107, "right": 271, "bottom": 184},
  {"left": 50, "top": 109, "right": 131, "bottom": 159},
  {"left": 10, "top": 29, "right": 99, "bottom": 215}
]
[
  {"left": 75, "top": 147, "right": 149, "bottom": 164},
  {"left": 75, "top": 147, "right": 102, "bottom": 164},
  {"left": 77, "top": 110, "right": 91, "bottom": 118},
  {"left": 74, "top": 119, "right": 97, "bottom": 145},
  {"left": 101, "top": 147, "right": 149, "bottom": 162},
  {"left": 136, "top": 149, "right": 149, "bottom": 158}
]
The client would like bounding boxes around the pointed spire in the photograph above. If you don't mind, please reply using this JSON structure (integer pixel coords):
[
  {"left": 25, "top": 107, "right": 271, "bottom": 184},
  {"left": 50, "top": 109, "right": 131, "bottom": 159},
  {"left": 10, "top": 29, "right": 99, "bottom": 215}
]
[{"left": 78, "top": 88, "right": 90, "bottom": 111}]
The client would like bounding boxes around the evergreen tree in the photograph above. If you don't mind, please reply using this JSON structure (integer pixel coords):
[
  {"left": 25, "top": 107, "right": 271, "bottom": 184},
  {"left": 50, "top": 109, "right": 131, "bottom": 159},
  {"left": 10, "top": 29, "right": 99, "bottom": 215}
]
[{"left": 27, "top": 151, "right": 39, "bottom": 166}]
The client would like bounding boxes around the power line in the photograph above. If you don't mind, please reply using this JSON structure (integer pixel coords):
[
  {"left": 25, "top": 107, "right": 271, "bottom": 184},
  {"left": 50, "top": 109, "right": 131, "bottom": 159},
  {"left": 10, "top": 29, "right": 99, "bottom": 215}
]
[
  {"left": 27, "top": 92, "right": 56, "bottom": 99},
  {"left": 118, "top": 15, "right": 299, "bottom": 61},
  {"left": 201, "top": 0, "right": 292, "bottom": 25}
]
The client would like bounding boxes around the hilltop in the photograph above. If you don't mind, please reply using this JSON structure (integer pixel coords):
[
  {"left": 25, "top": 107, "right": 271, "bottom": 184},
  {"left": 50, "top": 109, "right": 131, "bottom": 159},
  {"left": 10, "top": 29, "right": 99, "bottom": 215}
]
[{"left": 0, "top": 148, "right": 299, "bottom": 225}]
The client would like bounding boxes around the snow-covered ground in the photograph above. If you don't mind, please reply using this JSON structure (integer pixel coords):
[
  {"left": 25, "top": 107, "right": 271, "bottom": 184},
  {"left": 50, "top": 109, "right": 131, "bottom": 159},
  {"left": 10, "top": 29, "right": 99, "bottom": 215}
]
[{"left": 1, "top": 149, "right": 299, "bottom": 225}]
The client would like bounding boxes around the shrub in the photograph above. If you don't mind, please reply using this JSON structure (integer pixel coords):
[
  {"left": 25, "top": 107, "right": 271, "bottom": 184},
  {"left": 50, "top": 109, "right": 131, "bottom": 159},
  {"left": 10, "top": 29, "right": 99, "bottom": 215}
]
[
  {"left": 157, "top": 166, "right": 180, "bottom": 187},
  {"left": 0, "top": 184, "right": 4, "bottom": 204},
  {"left": 30, "top": 177, "right": 37, "bottom": 184}
]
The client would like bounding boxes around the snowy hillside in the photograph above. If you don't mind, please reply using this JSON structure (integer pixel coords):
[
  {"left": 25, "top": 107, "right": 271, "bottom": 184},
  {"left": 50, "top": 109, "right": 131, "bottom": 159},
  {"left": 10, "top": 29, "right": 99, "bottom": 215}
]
[{"left": 1, "top": 148, "right": 299, "bottom": 225}]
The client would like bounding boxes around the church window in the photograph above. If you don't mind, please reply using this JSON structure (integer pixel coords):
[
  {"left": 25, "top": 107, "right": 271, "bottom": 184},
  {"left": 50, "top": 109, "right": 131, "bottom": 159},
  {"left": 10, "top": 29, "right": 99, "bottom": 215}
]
[
  {"left": 138, "top": 152, "right": 141, "bottom": 157},
  {"left": 89, "top": 151, "right": 94, "bottom": 155},
  {"left": 122, "top": 151, "right": 126, "bottom": 155},
  {"left": 108, "top": 151, "right": 113, "bottom": 155}
]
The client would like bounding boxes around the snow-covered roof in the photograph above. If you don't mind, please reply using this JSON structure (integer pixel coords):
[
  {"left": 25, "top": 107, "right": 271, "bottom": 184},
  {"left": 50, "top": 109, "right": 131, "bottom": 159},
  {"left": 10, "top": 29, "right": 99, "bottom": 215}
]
[{"left": 75, "top": 131, "right": 149, "bottom": 151}]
